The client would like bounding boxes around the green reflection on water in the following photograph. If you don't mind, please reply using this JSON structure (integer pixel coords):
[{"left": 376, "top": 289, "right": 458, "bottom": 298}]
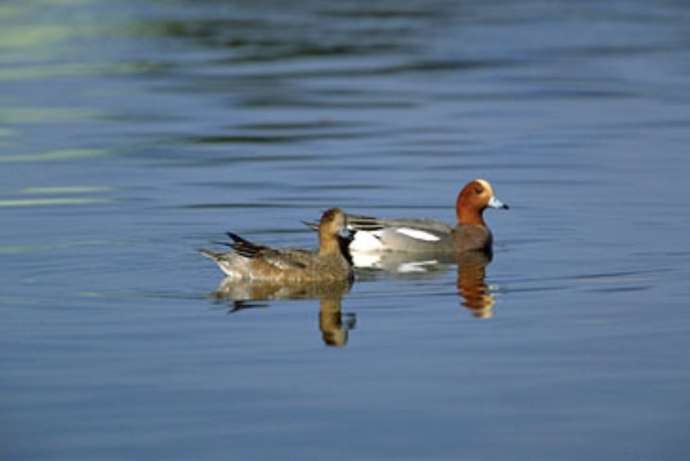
[
  {"left": 0, "top": 5, "right": 19, "bottom": 20},
  {"left": 43, "top": 0, "right": 94, "bottom": 6},
  {"left": 0, "top": 127, "right": 16, "bottom": 138},
  {"left": 0, "top": 25, "right": 75, "bottom": 50},
  {"left": 0, "top": 148, "right": 109, "bottom": 163},
  {"left": 0, "top": 107, "right": 101, "bottom": 123},
  {"left": 0, "top": 62, "right": 142, "bottom": 81},
  {"left": 0, "top": 239, "right": 108, "bottom": 254},
  {"left": 0, "top": 197, "right": 111, "bottom": 208},
  {"left": 21, "top": 186, "right": 112, "bottom": 195},
  {"left": 0, "top": 183, "right": 112, "bottom": 208}
]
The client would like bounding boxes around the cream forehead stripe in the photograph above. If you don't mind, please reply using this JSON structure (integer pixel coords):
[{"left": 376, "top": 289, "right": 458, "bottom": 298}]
[{"left": 476, "top": 178, "right": 494, "bottom": 196}]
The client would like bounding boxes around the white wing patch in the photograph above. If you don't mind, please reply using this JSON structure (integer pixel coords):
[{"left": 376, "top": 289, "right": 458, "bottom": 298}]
[
  {"left": 349, "top": 230, "right": 384, "bottom": 252},
  {"left": 395, "top": 227, "right": 440, "bottom": 242}
]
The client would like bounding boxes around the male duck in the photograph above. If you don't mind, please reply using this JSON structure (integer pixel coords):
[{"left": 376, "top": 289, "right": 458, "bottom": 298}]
[
  {"left": 201, "top": 208, "right": 353, "bottom": 282},
  {"left": 308, "top": 179, "right": 508, "bottom": 254}
]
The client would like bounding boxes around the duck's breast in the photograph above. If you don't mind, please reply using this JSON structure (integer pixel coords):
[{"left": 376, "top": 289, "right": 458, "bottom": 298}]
[{"left": 452, "top": 224, "right": 492, "bottom": 252}]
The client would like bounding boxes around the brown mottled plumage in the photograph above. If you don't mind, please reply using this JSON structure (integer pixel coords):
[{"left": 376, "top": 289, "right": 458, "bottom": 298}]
[{"left": 200, "top": 208, "right": 353, "bottom": 282}]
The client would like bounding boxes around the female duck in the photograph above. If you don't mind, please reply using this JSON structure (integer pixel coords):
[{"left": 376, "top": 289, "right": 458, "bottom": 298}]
[
  {"left": 201, "top": 208, "right": 353, "bottom": 282},
  {"left": 313, "top": 179, "right": 508, "bottom": 254}
]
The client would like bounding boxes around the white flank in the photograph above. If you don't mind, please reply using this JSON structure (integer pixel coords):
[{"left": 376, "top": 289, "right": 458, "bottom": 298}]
[
  {"left": 219, "top": 263, "right": 238, "bottom": 278},
  {"left": 351, "top": 252, "right": 382, "bottom": 269},
  {"left": 349, "top": 230, "right": 384, "bottom": 252},
  {"left": 395, "top": 227, "right": 440, "bottom": 242}
]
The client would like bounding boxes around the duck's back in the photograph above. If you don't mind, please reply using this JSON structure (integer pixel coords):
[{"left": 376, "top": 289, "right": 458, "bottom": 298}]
[
  {"left": 246, "top": 247, "right": 349, "bottom": 282},
  {"left": 347, "top": 216, "right": 455, "bottom": 253}
]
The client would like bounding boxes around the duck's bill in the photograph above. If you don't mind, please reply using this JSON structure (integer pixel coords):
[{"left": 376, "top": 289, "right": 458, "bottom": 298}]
[{"left": 488, "top": 196, "right": 509, "bottom": 209}]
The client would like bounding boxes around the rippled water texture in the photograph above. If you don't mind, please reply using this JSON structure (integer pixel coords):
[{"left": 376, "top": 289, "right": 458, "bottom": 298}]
[{"left": 2, "top": 1, "right": 690, "bottom": 459}]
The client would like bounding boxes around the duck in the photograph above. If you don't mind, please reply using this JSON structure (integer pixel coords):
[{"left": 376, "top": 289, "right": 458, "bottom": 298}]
[
  {"left": 201, "top": 208, "right": 353, "bottom": 282},
  {"left": 305, "top": 179, "right": 508, "bottom": 254}
]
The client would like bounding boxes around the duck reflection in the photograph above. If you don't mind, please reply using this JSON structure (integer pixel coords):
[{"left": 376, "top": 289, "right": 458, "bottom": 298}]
[
  {"left": 455, "top": 250, "right": 495, "bottom": 319},
  {"left": 318, "top": 295, "right": 356, "bottom": 347},
  {"left": 210, "top": 278, "right": 355, "bottom": 347},
  {"left": 347, "top": 248, "right": 496, "bottom": 319},
  {"left": 351, "top": 250, "right": 457, "bottom": 281}
]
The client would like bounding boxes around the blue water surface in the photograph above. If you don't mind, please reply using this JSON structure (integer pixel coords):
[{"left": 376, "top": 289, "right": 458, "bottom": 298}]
[{"left": 2, "top": 1, "right": 690, "bottom": 460}]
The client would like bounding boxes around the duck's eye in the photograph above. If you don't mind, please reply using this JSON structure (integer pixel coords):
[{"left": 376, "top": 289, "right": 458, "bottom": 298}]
[{"left": 474, "top": 186, "right": 484, "bottom": 194}]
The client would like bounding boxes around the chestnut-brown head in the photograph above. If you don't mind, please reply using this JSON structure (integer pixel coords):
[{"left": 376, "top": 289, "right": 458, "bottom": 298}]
[
  {"left": 318, "top": 208, "right": 347, "bottom": 254},
  {"left": 455, "top": 179, "right": 509, "bottom": 225}
]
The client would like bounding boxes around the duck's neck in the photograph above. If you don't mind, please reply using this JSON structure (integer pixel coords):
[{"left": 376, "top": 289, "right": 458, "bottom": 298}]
[
  {"left": 457, "top": 206, "right": 486, "bottom": 226},
  {"left": 319, "top": 233, "right": 341, "bottom": 256}
]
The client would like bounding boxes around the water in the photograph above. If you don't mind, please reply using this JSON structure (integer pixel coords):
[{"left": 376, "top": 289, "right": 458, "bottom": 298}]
[{"left": 2, "top": 0, "right": 690, "bottom": 459}]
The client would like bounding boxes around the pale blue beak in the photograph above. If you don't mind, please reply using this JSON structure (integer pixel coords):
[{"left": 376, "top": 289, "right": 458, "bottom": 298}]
[{"left": 488, "top": 196, "right": 509, "bottom": 210}]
